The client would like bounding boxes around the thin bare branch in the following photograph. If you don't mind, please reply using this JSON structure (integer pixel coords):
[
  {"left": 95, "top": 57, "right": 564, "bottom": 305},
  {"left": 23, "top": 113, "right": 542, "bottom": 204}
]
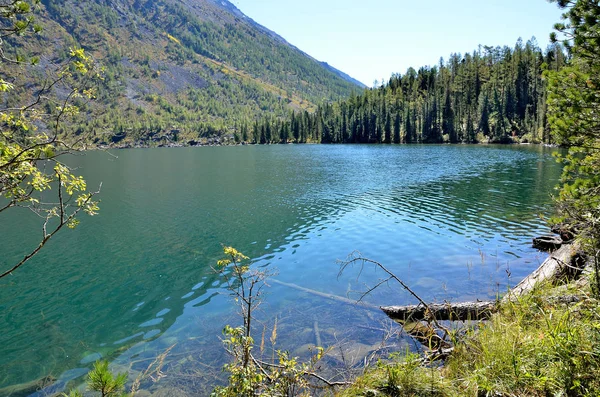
[
  {"left": 254, "top": 358, "right": 351, "bottom": 387},
  {"left": 0, "top": 185, "right": 100, "bottom": 279},
  {"left": 338, "top": 251, "right": 452, "bottom": 342}
]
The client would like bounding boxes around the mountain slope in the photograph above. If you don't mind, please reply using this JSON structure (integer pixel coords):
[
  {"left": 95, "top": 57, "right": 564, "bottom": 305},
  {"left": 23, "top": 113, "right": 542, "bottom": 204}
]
[
  {"left": 4, "top": 0, "right": 363, "bottom": 146},
  {"left": 320, "top": 62, "right": 367, "bottom": 88}
]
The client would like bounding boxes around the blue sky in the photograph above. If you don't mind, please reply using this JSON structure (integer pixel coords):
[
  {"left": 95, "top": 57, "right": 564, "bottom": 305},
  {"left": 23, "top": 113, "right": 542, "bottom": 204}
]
[{"left": 232, "top": 0, "right": 565, "bottom": 86}]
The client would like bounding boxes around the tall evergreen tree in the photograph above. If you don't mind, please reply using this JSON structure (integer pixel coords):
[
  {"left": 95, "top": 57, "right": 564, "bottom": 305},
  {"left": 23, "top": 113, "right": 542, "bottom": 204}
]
[
  {"left": 443, "top": 87, "right": 457, "bottom": 143},
  {"left": 548, "top": 0, "right": 600, "bottom": 270}
]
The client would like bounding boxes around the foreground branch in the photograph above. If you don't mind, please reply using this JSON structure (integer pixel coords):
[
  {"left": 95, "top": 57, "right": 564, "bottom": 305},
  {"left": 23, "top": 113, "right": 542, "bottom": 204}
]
[
  {"left": 0, "top": 184, "right": 101, "bottom": 279},
  {"left": 338, "top": 252, "right": 448, "bottom": 334},
  {"left": 254, "top": 357, "right": 350, "bottom": 388}
]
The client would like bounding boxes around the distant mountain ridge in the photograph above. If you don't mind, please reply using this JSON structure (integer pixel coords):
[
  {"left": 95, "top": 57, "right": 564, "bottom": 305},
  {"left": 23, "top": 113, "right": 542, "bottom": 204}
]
[
  {"left": 320, "top": 62, "right": 367, "bottom": 88},
  {"left": 4, "top": 0, "right": 364, "bottom": 146},
  {"left": 185, "top": 0, "right": 367, "bottom": 88},
  {"left": 208, "top": 0, "right": 367, "bottom": 88}
]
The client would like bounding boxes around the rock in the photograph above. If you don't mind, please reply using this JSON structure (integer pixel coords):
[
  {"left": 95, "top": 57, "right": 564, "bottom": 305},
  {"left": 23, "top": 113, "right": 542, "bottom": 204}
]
[
  {"left": 532, "top": 235, "right": 563, "bottom": 251},
  {"left": 551, "top": 224, "right": 575, "bottom": 241},
  {"left": 327, "top": 342, "right": 381, "bottom": 367}
]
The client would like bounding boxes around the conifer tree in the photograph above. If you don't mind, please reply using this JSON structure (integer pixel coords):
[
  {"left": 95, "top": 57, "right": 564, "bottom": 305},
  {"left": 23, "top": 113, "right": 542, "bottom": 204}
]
[{"left": 547, "top": 0, "right": 600, "bottom": 283}]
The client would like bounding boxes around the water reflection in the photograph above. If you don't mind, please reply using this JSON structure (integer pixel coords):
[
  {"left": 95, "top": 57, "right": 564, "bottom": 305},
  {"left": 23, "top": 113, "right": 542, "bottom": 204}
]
[{"left": 0, "top": 144, "right": 562, "bottom": 394}]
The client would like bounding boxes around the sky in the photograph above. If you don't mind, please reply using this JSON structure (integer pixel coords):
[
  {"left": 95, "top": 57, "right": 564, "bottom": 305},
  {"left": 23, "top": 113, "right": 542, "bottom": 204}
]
[{"left": 231, "top": 0, "right": 565, "bottom": 86}]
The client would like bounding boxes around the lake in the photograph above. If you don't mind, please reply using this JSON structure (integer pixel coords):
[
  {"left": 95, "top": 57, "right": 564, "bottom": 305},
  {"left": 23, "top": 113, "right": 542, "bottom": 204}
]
[{"left": 0, "top": 144, "right": 562, "bottom": 394}]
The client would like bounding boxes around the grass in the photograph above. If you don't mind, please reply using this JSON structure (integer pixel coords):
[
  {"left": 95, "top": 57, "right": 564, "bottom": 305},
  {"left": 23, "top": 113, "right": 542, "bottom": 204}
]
[{"left": 337, "top": 279, "right": 600, "bottom": 397}]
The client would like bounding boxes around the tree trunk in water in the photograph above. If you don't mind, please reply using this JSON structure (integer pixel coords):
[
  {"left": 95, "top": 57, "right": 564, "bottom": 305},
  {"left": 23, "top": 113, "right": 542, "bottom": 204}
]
[
  {"left": 380, "top": 243, "right": 587, "bottom": 323},
  {"left": 380, "top": 301, "right": 496, "bottom": 322}
]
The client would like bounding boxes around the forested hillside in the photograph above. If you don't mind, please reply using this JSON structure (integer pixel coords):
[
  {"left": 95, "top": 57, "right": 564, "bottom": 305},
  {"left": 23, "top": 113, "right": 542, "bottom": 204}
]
[
  {"left": 252, "top": 39, "right": 567, "bottom": 144},
  {"left": 1, "top": 0, "right": 568, "bottom": 147},
  {"left": 1, "top": 0, "right": 362, "bottom": 146}
]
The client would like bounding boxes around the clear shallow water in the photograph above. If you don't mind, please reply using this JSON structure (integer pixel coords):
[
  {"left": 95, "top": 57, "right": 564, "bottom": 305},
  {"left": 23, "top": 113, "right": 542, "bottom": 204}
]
[{"left": 0, "top": 144, "right": 561, "bottom": 394}]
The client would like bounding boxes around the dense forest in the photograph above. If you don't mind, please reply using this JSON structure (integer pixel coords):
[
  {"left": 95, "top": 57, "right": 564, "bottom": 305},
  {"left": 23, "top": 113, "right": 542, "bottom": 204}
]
[{"left": 248, "top": 39, "right": 568, "bottom": 144}]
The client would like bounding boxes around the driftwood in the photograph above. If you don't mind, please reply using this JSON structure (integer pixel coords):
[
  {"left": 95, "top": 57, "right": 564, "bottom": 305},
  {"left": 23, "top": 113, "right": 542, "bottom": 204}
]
[
  {"left": 380, "top": 243, "right": 586, "bottom": 324},
  {"left": 502, "top": 241, "right": 585, "bottom": 302},
  {"left": 381, "top": 301, "right": 496, "bottom": 322}
]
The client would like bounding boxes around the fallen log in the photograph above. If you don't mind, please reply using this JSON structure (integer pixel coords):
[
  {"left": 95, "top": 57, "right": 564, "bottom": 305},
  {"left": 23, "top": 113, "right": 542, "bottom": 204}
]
[
  {"left": 381, "top": 294, "right": 585, "bottom": 324},
  {"left": 502, "top": 242, "right": 586, "bottom": 303},
  {"left": 380, "top": 301, "right": 496, "bottom": 322},
  {"left": 380, "top": 243, "right": 587, "bottom": 323}
]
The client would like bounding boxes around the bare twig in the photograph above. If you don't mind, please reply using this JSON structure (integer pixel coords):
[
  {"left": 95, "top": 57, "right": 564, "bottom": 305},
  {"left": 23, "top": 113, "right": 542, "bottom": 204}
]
[
  {"left": 0, "top": 183, "right": 101, "bottom": 279},
  {"left": 130, "top": 344, "right": 176, "bottom": 395},
  {"left": 253, "top": 357, "right": 351, "bottom": 387},
  {"left": 337, "top": 251, "right": 449, "bottom": 336}
]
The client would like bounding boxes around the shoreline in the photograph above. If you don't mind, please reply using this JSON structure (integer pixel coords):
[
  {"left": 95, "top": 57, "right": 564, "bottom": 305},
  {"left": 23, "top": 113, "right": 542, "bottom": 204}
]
[
  {"left": 339, "top": 237, "right": 595, "bottom": 396},
  {"left": 95, "top": 140, "right": 560, "bottom": 150}
]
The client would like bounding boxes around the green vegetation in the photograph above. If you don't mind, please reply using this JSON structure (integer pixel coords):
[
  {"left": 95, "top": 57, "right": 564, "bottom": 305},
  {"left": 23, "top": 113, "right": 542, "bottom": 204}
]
[
  {"left": 0, "top": 0, "right": 101, "bottom": 278},
  {"left": 86, "top": 361, "right": 128, "bottom": 397},
  {"left": 62, "top": 360, "right": 127, "bottom": 397},
  {"left": 547, "top": 0, "right": 600, "bottom": 291},
  {"left": 253, "top": 39, "right": 567, "bottom": 144},
  {"left": 212, "top": 246, "right": 337, "bottom": 397},
  {"left": 2, "top": 0, "right": 574, "bottom": 147},
  {"left": 339, "top": 284, "right": 600, "bottom": 397},
  {"left": 1, "top": 0, "right": 361, "bottom": 147}
]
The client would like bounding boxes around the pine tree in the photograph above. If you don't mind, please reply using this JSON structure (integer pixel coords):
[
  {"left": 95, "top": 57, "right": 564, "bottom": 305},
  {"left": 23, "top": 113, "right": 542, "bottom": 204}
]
[{"left": 443, "top": 87, "right": 457, "bottom": 143}]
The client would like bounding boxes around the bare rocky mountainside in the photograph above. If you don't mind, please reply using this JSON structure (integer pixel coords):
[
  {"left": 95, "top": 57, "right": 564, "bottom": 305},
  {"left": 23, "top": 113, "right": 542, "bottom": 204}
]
[{"left": 3, "top": 0, "right": 364, "bottom": 146}]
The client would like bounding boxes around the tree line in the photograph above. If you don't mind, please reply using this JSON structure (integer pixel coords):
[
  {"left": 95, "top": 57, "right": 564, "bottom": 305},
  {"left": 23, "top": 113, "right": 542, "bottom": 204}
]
[{"left": 244, "top": 39, "right": 567, "bottom": 145}]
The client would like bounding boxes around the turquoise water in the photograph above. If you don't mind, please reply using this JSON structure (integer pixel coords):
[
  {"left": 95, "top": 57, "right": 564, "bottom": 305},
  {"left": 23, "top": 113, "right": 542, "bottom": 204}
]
[{"left": 0, "top": 144, "right": 562, "bottom": 394}]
